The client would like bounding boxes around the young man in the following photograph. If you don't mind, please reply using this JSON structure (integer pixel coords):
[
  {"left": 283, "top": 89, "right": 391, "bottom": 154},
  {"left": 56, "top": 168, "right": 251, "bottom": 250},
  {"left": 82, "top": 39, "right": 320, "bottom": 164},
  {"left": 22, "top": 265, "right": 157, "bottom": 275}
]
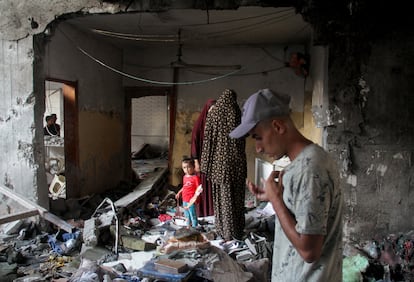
[{"left": 230, "top": 89, "right": 343, "bottom": 281}]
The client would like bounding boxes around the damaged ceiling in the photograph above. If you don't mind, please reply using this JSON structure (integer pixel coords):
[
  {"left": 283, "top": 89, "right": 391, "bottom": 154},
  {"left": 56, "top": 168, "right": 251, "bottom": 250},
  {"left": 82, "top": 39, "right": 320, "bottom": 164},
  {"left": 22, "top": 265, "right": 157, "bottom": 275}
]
[{"left": 64, "top": 6, "right": 312, "bottom": 49}]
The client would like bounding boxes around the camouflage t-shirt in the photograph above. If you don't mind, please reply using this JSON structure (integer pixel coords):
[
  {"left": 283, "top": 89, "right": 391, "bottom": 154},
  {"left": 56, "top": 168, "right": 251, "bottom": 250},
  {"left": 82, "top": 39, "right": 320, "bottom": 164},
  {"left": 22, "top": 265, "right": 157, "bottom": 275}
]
[{"left": 271, "top": 144, "right": 343, "bottom": 282}]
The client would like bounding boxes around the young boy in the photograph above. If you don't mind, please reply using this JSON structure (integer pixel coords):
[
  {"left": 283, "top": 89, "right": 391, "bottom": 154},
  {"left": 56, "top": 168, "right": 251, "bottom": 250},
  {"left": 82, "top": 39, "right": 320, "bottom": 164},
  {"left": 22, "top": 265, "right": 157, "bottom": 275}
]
[{"left": 175, "top": 158, "right": 203, "bottom": 228}]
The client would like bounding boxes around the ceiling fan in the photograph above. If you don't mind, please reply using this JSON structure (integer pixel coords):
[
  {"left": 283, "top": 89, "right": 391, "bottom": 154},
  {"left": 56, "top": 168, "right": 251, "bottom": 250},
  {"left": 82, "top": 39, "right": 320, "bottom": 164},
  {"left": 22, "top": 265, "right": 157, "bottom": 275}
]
[{"left": 170, "top": 30, "right": 242, "bottom": 71}]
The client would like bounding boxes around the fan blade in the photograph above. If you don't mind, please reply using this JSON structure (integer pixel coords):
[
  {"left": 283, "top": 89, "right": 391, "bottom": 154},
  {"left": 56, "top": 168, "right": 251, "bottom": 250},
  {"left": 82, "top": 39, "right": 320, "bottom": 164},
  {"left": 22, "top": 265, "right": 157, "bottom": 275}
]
[{"left": 171, "top": 60, "right": 241, "bottom": 70}]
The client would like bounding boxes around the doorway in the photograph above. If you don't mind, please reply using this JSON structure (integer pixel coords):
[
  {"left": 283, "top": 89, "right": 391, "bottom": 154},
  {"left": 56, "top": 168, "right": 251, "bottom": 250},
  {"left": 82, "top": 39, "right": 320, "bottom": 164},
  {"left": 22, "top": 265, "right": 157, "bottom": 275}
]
[
  {"left": 44, "top": 79, "right": 79, "bottom": 199},
  {"left": 125, "top": 86, "right": 175, "bottom": 179}
]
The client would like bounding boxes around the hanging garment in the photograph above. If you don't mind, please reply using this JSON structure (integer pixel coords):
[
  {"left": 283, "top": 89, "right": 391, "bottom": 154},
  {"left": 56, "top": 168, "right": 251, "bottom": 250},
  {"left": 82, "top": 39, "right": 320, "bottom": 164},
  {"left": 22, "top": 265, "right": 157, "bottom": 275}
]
[
  {"left": 201, "top": 89, "right": 247, "bottom": 241},
  {"left": 191, "top": 99, "right": 216, "bottom": 217}
]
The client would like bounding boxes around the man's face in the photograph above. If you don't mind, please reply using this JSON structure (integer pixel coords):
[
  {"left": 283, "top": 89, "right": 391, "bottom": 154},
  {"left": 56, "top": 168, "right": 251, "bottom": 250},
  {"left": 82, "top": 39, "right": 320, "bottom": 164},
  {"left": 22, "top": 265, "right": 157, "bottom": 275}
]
[{"left": 249, "top": 119, "right": 285, "bottom": 160}]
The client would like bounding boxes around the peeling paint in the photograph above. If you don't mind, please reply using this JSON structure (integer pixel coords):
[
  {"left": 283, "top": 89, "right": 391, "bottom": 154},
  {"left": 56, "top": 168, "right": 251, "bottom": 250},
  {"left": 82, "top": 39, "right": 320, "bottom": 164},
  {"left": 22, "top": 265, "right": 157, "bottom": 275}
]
[
  {"left": 346, "top": 174, "right": 357, "bottom": 187},
  {"left": 345, "top": 186, "right": 358, "bottom": 215},
  {"left": 3, "top": 173, "right": 14, "bottom": 190},
  {"left": 373, "top": 150, "right": 382, "bottom": 159},
  {"left": 325, "top": 105, "right": 342, "bottom": 126},
  {"left": 366, "top": 164, "right": 374, "bottom": 175},
  {"left": 17, "top": 140, "right": 35, "bottom": 167},
  {"left": 0, "top": 108, "right": 19, "bottom": 123},
  {"left": 25, "top": 92, "right": 36, "bottom": 105},
  {"left": 393, "top": 153, "right": 404, "bottom": 160},
  {"left": 358, "top": 77, "right": 370, "bottom": 109},
  {"left": 311, "top": 105, "right": 325, "bottom": 127},
  {"left": 27, "top": 48, "right": 34, "bottom": 59},
  {"left": 0, "top": 1, "right": 124, "bottom": 41},
  {"left": 341, "top": 154, "right": 352, "bottom": 174},
  {"left": 376, "top": 164, "right": 387, "bottom": 177}
]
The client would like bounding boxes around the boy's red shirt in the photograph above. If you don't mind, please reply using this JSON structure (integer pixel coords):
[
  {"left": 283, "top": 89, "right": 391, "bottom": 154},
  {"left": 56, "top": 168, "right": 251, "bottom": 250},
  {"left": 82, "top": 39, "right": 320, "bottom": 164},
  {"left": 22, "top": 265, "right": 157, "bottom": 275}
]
[{"left": 182, "top": 174, "right": 200, "bottom": 202}]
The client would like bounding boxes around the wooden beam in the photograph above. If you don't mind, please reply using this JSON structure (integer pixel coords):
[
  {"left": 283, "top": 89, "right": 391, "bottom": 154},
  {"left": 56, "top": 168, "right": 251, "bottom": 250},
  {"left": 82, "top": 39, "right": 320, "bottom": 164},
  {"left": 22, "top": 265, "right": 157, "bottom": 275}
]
[
  {"left": 0, "top": 209, "right": 39, "bottom": 225},
  {"left": 0, "top": 185, "right": 73, "bottom": 233}
]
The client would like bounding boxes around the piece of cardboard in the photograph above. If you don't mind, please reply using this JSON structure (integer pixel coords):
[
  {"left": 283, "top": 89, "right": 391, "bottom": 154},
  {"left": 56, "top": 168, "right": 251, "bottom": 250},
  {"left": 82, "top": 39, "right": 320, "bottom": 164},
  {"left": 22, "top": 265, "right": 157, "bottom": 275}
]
[{"left": 154, "top": 258, "right": 188, "bottom": 274}]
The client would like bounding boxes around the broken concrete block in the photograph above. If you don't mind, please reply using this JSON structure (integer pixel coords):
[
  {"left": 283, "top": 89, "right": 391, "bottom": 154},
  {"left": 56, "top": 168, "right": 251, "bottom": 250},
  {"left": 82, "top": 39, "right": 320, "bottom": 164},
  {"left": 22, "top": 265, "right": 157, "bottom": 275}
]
[
  {"left": 80, "top": 245, "right": 113, "bottom": 262},
  {"left": 1, "top": 220, "right": 24, "bottom": 235},
  {"left": 120, "top": 235, "right": 156, "bottom": 251},
  {"left": 83, "top": 218, "right": 99, "bottom": 247}
]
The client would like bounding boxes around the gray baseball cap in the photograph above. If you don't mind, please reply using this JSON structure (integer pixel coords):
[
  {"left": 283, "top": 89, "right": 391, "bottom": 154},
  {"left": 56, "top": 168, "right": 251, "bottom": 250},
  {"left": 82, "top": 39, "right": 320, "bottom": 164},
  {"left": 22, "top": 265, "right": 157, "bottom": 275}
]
[{"left": 229, "top": 89, "right": 291, "bottom": 138}]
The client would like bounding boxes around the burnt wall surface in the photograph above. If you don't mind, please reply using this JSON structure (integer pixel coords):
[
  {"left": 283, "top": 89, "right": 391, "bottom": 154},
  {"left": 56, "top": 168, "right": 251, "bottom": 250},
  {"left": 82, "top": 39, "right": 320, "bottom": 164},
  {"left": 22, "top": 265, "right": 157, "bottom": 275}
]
[{"left": 304, "top": 1, "right": 414, "bottom": 241}]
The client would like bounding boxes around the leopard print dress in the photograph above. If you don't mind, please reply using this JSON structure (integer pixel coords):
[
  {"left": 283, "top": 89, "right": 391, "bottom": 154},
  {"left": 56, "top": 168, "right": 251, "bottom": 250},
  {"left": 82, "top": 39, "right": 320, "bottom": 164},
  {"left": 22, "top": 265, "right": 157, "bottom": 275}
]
[{"left": 200, "top": 89, "right": 247, "bottom": 241}]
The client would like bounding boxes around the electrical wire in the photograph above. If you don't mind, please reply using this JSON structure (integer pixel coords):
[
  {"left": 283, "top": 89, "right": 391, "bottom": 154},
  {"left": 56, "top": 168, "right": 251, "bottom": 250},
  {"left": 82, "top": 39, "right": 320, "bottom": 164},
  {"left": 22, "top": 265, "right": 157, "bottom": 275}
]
[
  {"left": 90, "top": 8, "right": 297, "bottom": 44},
  {"left": 193, "top": 7, "right": 294, "bottom": 27},
  {"left": 261, "top": 47, "right": 285, "bottom": 63},
  {"left": 78, "top": 46, "right": 242, "bottom": 85},
  {"left": 193, "top": 65, "right": 287, "bottom": 76},
  {"left": 92, "top": 29, "right": 178, "bottom": 42},
  {"left": 58, "top": 26, "right": 243, "bottom": 85},
  {"left": 140, "top": 8, "right": 294, "bottom": 28},
  {"left": 56, "top": 6, "right": 308, "bottom": 86},
  {"left": 197, "top": 10, "right": 295, "bottom": 39}
]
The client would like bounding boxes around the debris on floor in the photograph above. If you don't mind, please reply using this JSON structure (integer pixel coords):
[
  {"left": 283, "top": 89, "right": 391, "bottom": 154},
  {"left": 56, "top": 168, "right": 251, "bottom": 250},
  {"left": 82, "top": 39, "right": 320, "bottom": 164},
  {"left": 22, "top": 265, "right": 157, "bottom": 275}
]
[
  {"left": 3, "top": 146, "right": 413, "bottom": 281},
  {"left": 0, "top": 147, "right": 275, "bottom": 282},
  {"left": 343, "top": 230, "right": 414, "bottom": 282},
  {"left": 4, "top": 179, "right": 414, "bottom": 282},
  {"left": 0, "top": 191, "right": 274, "bottom": 281}
]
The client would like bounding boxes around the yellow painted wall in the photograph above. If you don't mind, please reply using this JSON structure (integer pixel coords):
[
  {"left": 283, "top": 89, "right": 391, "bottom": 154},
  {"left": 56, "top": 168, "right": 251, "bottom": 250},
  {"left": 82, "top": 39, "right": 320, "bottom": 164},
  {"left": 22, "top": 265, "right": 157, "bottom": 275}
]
[
  {"left": 170, "top": 110, "right": 199, "bottom": 186},
  {"left": 303, "top": 90, "right": 322, "bottom": 145},
  {"left": 78, "top": 110, "right": 125, "bottom": 196}
]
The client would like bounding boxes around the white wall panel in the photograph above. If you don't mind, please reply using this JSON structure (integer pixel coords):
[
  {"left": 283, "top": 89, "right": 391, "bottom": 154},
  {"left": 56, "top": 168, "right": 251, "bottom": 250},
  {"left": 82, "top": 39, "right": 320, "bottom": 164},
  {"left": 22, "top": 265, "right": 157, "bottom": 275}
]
[{"left": 131, "top": 96, "right": 169, "bottom": 153}]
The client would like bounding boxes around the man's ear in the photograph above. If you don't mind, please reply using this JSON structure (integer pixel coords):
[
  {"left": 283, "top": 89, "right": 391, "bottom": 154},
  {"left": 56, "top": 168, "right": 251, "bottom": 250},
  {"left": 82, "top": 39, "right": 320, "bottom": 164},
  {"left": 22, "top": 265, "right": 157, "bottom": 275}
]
[{"left": 271, "top": 119, "right": 286, "bottom": 134}]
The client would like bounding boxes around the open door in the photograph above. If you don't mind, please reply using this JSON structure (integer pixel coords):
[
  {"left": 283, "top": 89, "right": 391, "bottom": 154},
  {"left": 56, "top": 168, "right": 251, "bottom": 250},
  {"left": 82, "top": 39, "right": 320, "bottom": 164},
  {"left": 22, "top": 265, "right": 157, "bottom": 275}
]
[{"left": 44, "top": 79, "right": 79, "bottom": 200}]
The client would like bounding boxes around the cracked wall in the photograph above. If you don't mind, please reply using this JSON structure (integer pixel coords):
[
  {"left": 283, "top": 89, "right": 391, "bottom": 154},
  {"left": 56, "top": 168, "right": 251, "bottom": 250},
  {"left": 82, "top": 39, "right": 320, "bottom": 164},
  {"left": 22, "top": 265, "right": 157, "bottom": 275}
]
[
  {"left": 0, "top": 36, "right": 44, "bottom": 210},
  {"left": 0, "top": 1, "right": 125, "bottom": 209},
  {"left": 326, "top": 30, "right": 414, "bottom": 241}
]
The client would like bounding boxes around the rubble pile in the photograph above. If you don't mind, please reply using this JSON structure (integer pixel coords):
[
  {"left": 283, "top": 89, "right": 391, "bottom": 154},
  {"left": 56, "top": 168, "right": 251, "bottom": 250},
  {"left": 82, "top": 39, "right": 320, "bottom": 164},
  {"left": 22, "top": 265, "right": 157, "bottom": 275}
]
[
  {"left": 343, "top": 231, "right": 414, "bottom": 282},
  {"left": 0, "top": 186, "right": 275, "bottom": 282}
]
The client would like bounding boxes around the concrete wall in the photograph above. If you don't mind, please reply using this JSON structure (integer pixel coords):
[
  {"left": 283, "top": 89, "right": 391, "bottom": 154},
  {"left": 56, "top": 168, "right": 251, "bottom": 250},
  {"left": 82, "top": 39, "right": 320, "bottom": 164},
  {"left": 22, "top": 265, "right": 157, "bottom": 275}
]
[
  {"left": 0, "top": 36, "right": 42, "bottom": 212},
  {"left": 0, "top": 1, "right": 124, "bottom": 210},
  {"left": 326, "top": 31, "right": 414, "bottom": 241},
  {"left": 44, "top": 22, "right": 126, "bottom": 197}
]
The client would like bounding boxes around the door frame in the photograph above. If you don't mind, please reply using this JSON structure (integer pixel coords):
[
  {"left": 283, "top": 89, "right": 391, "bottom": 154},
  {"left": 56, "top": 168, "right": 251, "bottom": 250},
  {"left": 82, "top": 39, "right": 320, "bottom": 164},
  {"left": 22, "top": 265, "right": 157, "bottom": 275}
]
[
  {"left": 45, "top": 78, "right": 79, "bottom": 198},
  {"left": 125, "top": 86, "right": 175, "bottom": 179}
]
